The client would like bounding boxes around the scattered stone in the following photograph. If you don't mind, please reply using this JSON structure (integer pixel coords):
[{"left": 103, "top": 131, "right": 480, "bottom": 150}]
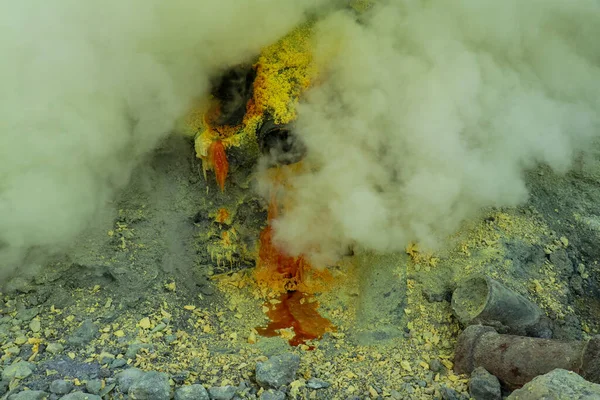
[
  {"left": 85, "top": 379, "right": 103, "bottom": 395},
  {"left": 440, "top": 385, "right": 467, "bottom": 400},
  {"left": 553, "top": 314, "right": 584, "bottom": 341},
  {"left": 116, "top": 368, "right": 145, "bottom": 393},
  {"left": 97, "top": 352, "right": 115, "bottom": 365},
  {"left": 174, "top": 384, "right": 209, "bottom": 400},
  {"left": 171, "top": 371, "right": 190, "bottom": 385},
  {"left": 429, "top": 359, "right": 444, "bottom": 373},
  {"left": 390, "top": 390, "right": 402, "bottom": 399},
  {"left": 260, "top": 389, "right": 286, "bottom": 400},
  {"left": 99, "top": 383, "right": 116, "bottom": 397},
  {"left": 16, "top": 307, "right": 39, "bottom": 322},
  {"left": 59, "top": 392, "right": 102, "bottom": 400},
  {"left": 549, "top": 249, "right": 573, "bottom": 276},
  {"left": 50, "top": 380, "right": 74, "bottom": 395},
  {"left": 128, "top": 371, "right": 170, "bottom": 400},
  {"left": 255, "top": 353, "right": 300, "bottom": 389},
  {"left": 150, "top": 323, "right": 167, "bottom": 334},
  {"left": 110, "top": 358, "right": 127, "bottom": 369},
  {"left": 400, "top": 383, "right": 415, "bottom": 394},
  {"left": 306, "top": 378, "right": 330, "bottom": 389},
  {"left": 18, "top": 344, "right": 34, "bottom": 360},
  {"left": 13, "top": 336, "right": 27, "bottom": 346},
  {"left": 138, "top": 317, "right": 151, "bottom": 329},
  {"left": 0, "top": 324, "right": 9, "bottom": 339},
  {"left": 208, "top": 385, "right": 237, "bottom": 400},
  {"left": 67, "top": 320, "right": 98, "bottom": 347},
  {"left": 507, "top": 369, "right": 600, "bottom": 399},
  {"left": 4, "top": 346, "right": 20, "bottom": 358},
  {"left": 46, "top": 343, "right": 64, "bottom": 355},
  {"left": 125, "top": 343, "right": 154, "bottom": 359},
  {"left": 8, "top": 390, "right": 48, "bottom": 400},
  {"left": 90, "top": 369, "right": 104, "bottom": 381},
  {"left": 165, "top": 335, "right": 177, "bottom": 344},
  {"left": 29, "top": 319, "right": 41, "bottom": 333},
  {"left": 570, "top": 275, "right": 584, "bottom": 297},
  {"left": 469, "top": 367, "right": 501, "bottom": 400},
  {"left": 2, "top": 361, "right": 34, "bottom": 381}
]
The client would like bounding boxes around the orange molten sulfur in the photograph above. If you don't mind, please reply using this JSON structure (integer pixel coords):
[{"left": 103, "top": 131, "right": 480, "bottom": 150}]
[
  {"left": 209, "top": 140, "right": 229, "bottom": 192},
  {"left": 255, "top": 197, "right": 335, "bottom": 346},
  {"left": 256, "top": 291, "right": 334, "bottom": 347}
]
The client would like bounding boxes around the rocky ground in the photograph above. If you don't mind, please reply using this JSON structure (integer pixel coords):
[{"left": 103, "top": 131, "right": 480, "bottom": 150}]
[{"left": 2, "top": 134, "right": 600, "bottom": 400}]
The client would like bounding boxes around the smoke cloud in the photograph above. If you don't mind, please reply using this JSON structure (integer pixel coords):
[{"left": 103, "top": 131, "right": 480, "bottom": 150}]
[
  {"left": 267, "top": 0, "right": 600, "bottom": 265},
  {"left": 0, "top": 0, "right": 331, "bottom": 278}
]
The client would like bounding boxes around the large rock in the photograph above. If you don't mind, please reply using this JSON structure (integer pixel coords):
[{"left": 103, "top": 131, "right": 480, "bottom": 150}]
[
  {"left": 469, "top": 367, "right": 501, "bottom": 400},
  {"left": 260, "top": 390, "right": 286, "bottom": 400},
  {"left": 255, "top": 353, "right": 300, "bottom": 389},
  {"left": 2, "top": 362, "right": 34, "bottom": 381},
  {"left": 507, "top": 369, "right": 600, "bottom": 400},
  {"left": 67, "top": 320, "right": 99, "bottom": 347},
  {"left": 49, "top": 379, "right": 74, "bottom": 395},
  {"left": 8, "top": 391, "right": 48, "bottom": 400},
  {"left": 174, "top": 384, "right": 209, "bottom": 400},
  {"left": 128, "top": 371, "right": 170, "bottom": 400},
  {"left": 208, "top": 385, "right": 237, "bottom": 400},
  {"left": 116, "top": 368, "right": 145, "bottom": 393},
  {"left": 59, "top": 392, "right": 102, "bottom": 400}
]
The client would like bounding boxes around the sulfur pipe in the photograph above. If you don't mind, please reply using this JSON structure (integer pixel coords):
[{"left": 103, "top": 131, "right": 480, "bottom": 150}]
[
  {"left": 454, "top": 325, "right": 600, "bottom": 389},
  {"left": 451, "top": 274, "right": 552, "bottom": 338}
]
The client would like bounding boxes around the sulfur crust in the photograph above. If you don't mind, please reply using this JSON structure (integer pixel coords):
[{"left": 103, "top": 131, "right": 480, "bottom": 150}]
[
  {"left": 181, "top": 23, "right": 317, "bottom": 273},
  {"left": 183, "top": 22, "right": 315, "bottom": 170},
  {"left": 252, "top": 22, "right": 315, "bottom": 125}
]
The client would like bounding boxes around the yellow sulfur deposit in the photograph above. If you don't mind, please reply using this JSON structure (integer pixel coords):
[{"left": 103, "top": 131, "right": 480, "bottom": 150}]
[
  {"left": 183, "top": 22, "right": 316, "bottom": 189},
  {"left": 251, "top": 22, "right": 315, "bottom": 125}
]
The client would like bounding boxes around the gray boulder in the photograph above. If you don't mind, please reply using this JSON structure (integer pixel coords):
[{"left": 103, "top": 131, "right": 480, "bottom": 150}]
[{"left": 507, "top": 369, "right": 600, "bottom": 400}]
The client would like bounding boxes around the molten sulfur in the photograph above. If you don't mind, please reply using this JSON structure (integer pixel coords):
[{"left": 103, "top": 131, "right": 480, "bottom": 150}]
[
  {"left": 255, "top": 196, "right": 335, "bottom": 346},
  {"left": 209, "top": 140, "right": 229, "bottom": 192},
  {"left": 256, "top": 291, "right": 335, "bottom": 347}
]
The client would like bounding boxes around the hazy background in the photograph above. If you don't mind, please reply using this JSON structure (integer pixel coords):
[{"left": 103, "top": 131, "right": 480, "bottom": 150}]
[
  {"left": 0, "top": 0, "right": 330, "bottom": 278},
  {"left": 264, "top": 0, "right": 600, "bottom": 265},
  {"left": 3, "top": 0, "right": 600, "bottom": 279}
]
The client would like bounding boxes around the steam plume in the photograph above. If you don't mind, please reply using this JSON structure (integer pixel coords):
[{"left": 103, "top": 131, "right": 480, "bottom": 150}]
[
  {"left": 266, "top": 0, "right": 600, "bottom": 265},
  {"left": 0, "top": 0, "right": 329, "bottom": 278}
]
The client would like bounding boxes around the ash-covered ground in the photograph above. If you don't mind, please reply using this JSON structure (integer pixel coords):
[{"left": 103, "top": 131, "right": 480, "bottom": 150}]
[{"left": 2, "top": 134, "right": 600, "bottom": 400}]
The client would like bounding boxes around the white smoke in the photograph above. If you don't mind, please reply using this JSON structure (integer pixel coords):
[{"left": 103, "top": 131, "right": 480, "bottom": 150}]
[
  {"left": 266, "top": 0, "right": 600, "bottom": 265},
  {"left": 0, "top": 0, "right": 331, "bottom": 278}
]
